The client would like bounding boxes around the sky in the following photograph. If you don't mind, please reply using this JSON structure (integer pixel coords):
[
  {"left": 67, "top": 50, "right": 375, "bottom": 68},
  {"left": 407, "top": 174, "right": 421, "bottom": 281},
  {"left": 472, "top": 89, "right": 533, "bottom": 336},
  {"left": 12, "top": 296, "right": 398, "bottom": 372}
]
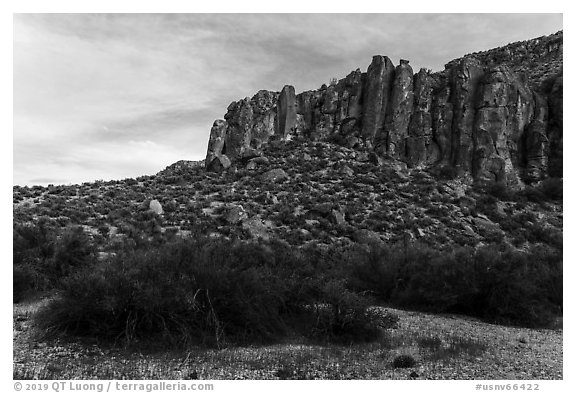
[{"left": 13, "top": 13, "right": 563, "bottom": 186}]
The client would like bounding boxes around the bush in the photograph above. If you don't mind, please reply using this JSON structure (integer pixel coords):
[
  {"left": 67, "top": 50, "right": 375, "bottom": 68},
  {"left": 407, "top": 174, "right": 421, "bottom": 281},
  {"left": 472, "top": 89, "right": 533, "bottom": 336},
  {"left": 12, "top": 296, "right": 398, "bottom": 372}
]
[
  {"left": 486, "top": 182, "right": 511, "bottom": 200},
  {"left": 347, "top": 241, "right": 562, "bottom": 327},
  {"left": 13, "top": 220, "right": 55, "bottom": 265},
  {"left": 309, "top": 280, "right": 382, "bottom": 343},
  {"left": 424, "top": 334, "right": 487, "bottom": 362},
  {"left": 437, "top": 166, "right": 459, "bottom": 180},
  {"left": 13, "top": 264, "right": 40, "bottom": 303},
  {"left": 35, "top": 238, "right": 385, "bottom": 347},
  {"left": 516, "top": 178, "right": 562, "bottom": 203},
  {"left": 13, "top": 220, "right": 58, "bottom": 300},
  {"left": 416, "top": 335, "right": 443, "bottom": 351},
  {"left": 516, "top": 186, "right": 546, "bottom": 204},
  {"left": 538, "top": 178, "right": 562, "bottom": 200},
  {"left": 45, "top": 226, "right": 96, "bottom": 280},
  {"left": 392, "top": 354, "right": 417, "bottom": 368}
]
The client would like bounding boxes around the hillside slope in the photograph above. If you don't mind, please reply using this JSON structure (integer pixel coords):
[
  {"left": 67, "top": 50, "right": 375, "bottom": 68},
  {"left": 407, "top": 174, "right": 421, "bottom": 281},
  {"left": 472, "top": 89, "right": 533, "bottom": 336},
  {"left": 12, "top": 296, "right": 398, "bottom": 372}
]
[{"left": 13, "top": 138, "right": 562, "bottom": 252}]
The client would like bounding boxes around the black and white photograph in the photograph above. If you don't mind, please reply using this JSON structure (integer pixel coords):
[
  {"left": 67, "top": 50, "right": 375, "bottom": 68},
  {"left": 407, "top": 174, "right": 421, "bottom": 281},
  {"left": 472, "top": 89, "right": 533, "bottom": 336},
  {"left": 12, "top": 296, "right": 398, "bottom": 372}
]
[{"left": 10, "top": 6, "right": 565, "bottom": 387}]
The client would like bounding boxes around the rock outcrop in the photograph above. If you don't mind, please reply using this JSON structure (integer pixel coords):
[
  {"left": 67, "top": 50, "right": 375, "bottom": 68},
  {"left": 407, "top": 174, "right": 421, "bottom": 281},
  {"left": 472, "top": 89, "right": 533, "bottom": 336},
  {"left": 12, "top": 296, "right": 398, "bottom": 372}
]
[
  {"left": 361, "top": 55, "right": 395, "bottom": 148},
  {"left": 205, "top": 120, "right": 231, "bottom": 172},
  {"left": 277, "top": 85, "right": 297, "bottom": 138},
  {"left": 205, "top": 31, "right": 563, "bottom": 185},
  {"left": 472, "top": 65, "right": 534, "bottom": 185},
  {"left": 383, "top": 59, "right": 413, "bottom": 159}
]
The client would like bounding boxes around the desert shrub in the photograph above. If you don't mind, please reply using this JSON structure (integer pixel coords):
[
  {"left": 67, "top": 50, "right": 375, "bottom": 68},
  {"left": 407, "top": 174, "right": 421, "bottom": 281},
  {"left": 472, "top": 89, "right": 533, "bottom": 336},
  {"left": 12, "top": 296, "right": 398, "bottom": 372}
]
[
  {"left": 35, "top": 238, "right": 385, "bottom": 347},
  {"left": 437, "top": 166, "right": 459, "bottom": 180},
  {"left": 416, "top": 335, "right": 443, "bottom": 351},
  {"left": 524, "top": 222, "right": 563, "bottom": 249},
  {"left": 326, "top": 133, "right": 346, "bottom": 147},
  {"left": 486, "top": 182, "right": 511, "bottom": 200},
  {"left": 13, "top": 263, "right": 44, "bottom": 303},
  {"left": 392, "top": 354, "right": 417, "bottom": 368},
  {"left": 444, "top": 335, "right": 487, "bottom": 357},
  {"left": 516, "top": 186, "right": 546, "bottom": 204},
  {"left": 424, "top": 334, "right": 487, "bottom": 362},
  {"left": 548, "top": 150, "right": 563, "bottom": 178},
  {"left": 308, "top": 279, "right": 382, "bottom": 343},
  {"left": 13, "top": 220, "right": 59, "bottom": 300},
  {"left": 540, "top": 73, "right": 559, "bottom": 94},
  {"left": 345, "top": 244, "right": 402, "bottom": 299},
  {"left": 347, "top": 241, "right": 562, "bottom": 327},
  {"left": 475, "top": 193, "right": 498, "bottom": 214},
  {"left": 538, "top": 178, "right": 562, "bottom": 200},
  {"left": 515, "top": 178, "right": 562, "bottom": 204},
  {"left": 13, "top": 219, "right": 56, "bottom": 265},
  {"left": 107, "top": 207, "right": 131, "bottom": 221},
  {"left": 37, "top": 240, "right": 283, "bottom": 346},
  {"left": 391, "top": 246, "right": 481, "bottom": 313},
  {"left": 472, "top": 246, "right": 562, "bottom": 326},
  {"left": 44, "top": 226, "right": 96, "bottom": 281}
]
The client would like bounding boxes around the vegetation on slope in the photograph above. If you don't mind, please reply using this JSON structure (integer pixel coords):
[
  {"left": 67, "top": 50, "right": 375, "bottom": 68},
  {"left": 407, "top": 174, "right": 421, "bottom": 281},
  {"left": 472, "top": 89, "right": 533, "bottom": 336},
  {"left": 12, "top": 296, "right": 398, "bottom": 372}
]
[{"left": 13, "top": 138, "right": 562, "bottom": 347}]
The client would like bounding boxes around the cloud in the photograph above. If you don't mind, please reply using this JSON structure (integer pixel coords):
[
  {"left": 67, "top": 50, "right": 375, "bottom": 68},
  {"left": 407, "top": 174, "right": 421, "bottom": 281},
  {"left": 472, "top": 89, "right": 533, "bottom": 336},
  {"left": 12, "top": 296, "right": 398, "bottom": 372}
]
[
  {"left": 15, "top": 139, "right": 191, "bottom": 186},
  {"left": 13, "top": 14, "right": 563, "bottom": 186}
]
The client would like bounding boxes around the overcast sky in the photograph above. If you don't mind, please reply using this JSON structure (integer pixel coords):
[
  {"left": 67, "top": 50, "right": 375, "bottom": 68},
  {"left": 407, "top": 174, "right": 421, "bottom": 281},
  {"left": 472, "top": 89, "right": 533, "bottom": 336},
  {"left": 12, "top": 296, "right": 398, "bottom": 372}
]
[{"left": 13, "top": 13, "right": 563, "bottom": 186}]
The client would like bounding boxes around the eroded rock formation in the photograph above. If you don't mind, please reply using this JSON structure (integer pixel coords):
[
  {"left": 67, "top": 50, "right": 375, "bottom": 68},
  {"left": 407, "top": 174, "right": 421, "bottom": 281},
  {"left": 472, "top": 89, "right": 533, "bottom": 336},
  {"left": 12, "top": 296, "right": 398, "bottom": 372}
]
[{"left": 205, "top": 31, "right": 563, "bottom": 185}]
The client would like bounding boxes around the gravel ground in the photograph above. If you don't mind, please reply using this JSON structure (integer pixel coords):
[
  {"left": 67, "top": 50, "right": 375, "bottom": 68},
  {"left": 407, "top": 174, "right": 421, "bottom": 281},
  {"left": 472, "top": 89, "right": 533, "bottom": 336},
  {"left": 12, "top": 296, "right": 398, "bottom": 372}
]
[
  {"left": 13, "top": 299, "right": 562, "bottom": 380},
  {"left": 390, "top": 309, "right": 562, "bottom": 380}
]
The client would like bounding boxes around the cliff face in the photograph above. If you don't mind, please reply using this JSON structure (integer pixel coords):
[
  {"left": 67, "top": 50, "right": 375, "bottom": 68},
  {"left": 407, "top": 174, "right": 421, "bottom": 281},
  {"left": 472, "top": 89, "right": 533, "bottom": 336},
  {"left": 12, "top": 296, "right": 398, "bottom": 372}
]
[{"left": 205, "top": 31, "right": 563, "bottom": 185}]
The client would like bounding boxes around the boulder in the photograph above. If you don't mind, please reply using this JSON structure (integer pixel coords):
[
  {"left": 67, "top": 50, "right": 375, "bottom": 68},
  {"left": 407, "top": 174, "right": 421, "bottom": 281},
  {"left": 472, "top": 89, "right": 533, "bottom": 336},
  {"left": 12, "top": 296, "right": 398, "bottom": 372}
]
[
  {"left": 149, "top": 199, "right": 163, "bottom": 215},
  {"left": 331, "top": 209, "right": 346, "bottom": 226},
  {"left": 242, "top": 217, "right": 271, "bottom": 240},
  {"left": 206, "top": 154, "right": 232, "bottom": 172},
  {"left": 225, "top": 205, "right": 248, "bottom": 224},
  {"left": 352, "top": 229, "right": 383, "bottom": 246},
  {"left": 472, "top": 215, "right": 504, "bottom": 235},
  {"left": 246, "top": 156, "right": 270, "bottom": 170},
  {"left": 261, "top": 168, "right": 290, "bottom": 183},
  {"left": 239, "top": 147, "right": 262, "bottom": 161},
  {"left": 340, "top": 165, "right": 354, "bottom": 177},
  {"left": 310, "top": 202, "right": 333, "bottom": 216}
]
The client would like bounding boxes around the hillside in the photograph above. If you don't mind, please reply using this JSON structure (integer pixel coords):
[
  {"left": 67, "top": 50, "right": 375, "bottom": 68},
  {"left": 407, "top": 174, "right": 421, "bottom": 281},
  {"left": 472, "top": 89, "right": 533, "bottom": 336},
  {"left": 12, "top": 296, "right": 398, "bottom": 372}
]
[
  {"left": 13, "top": 138, "right": 562, "bottom": 252},
  {"left": 13, "top": 30, "right": 563, "bottom": 380}
]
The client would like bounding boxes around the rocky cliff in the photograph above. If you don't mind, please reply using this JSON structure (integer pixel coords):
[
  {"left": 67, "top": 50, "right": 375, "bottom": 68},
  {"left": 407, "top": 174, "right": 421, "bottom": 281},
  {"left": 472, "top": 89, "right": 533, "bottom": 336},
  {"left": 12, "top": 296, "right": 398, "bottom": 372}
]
[{"left": 205, "top": 31, "right": 563, "bottom": 186}]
